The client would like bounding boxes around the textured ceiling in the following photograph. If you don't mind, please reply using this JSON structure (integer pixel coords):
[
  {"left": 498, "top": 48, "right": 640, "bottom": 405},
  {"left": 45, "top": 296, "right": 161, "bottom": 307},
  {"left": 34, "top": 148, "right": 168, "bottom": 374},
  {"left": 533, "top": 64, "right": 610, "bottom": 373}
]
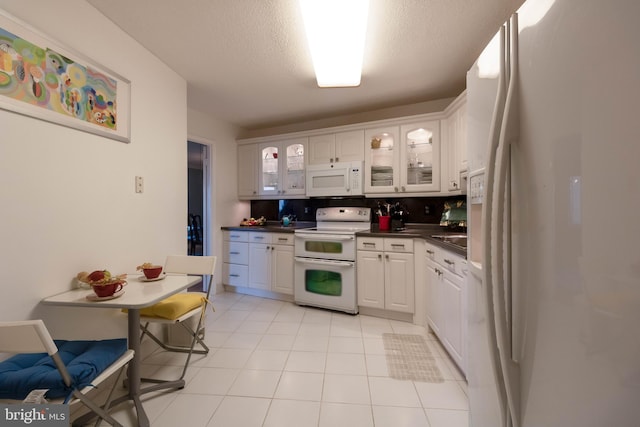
[{"left": 87, "top": 0, "right": 524, "bottom": 131}]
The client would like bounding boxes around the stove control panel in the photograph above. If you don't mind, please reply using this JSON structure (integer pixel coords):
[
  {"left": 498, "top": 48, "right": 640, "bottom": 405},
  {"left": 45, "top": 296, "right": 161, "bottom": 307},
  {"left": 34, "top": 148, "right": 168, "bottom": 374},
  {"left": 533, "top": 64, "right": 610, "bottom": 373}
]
[{"left": 316, "top": 207, "right": 371, "bottom": 222}]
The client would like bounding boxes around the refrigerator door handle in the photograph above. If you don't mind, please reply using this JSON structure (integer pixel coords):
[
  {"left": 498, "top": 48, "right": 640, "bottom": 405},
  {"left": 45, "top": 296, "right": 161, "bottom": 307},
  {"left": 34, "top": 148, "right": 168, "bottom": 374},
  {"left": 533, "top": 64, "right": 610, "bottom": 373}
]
[
  {"left": 492, "top": 12, "right": 521, "bottom": 427},
  {"left": 481, "top": 23, "right": 510, "bottom": 427}
]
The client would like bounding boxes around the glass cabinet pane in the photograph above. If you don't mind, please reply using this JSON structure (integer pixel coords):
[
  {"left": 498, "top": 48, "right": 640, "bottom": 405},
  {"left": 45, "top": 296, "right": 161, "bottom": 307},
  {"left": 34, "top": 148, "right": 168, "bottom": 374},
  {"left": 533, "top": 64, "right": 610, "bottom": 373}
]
[
  {"left": 285, "top": 143, "right": 304, "bottom": 191},
  {"left": 261, "top": 146, "right": 279, "bottom": 192},
  {"left": 405, "top": 127, "right": 433, "bottom": 185},
  {"left": 369, "top": 132, "right": 395, "bottom": 187}
]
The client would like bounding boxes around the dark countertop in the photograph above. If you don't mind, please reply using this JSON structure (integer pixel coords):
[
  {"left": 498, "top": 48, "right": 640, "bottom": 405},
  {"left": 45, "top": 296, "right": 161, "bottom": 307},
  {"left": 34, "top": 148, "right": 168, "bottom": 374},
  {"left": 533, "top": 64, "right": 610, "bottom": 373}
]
[
  {"left": 221, "top": 222, "right": 467, "bottom": 257},
  {"left": 221, "top": 221, "right": 316, "bottom": 233}
]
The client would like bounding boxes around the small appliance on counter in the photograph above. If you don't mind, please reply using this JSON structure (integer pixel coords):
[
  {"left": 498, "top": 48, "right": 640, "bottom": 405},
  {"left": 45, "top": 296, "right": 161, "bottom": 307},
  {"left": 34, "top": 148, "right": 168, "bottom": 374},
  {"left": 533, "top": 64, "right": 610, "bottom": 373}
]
[
  {"left": 390, "top": 202, "right": 409, "bottom": 231},
  {"left": 439, "top": 200, "right": 466, "bottom": 230}
]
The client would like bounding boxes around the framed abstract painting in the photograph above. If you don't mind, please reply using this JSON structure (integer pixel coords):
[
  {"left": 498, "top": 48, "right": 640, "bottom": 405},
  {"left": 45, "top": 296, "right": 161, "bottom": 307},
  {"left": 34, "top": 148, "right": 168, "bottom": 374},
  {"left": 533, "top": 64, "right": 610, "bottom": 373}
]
[{"left": 0, "top": 9, "right": 131, "bottom": 143}]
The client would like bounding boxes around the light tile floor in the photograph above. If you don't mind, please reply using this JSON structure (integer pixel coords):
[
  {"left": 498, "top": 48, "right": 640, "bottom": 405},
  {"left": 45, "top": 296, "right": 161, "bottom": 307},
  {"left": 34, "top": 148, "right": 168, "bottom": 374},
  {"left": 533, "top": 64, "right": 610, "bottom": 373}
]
[{"left": 92, "top": 292, "right": 469, "bottom": 427}]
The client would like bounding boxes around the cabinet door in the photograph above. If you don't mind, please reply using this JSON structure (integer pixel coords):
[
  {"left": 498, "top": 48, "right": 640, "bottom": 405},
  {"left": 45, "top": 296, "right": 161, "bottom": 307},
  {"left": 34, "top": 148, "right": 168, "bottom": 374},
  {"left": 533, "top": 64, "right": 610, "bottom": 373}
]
[
  {"left": 272, "top": 244, "right": 294, "bottom": 295},
  {"left": 400, "top": 120, "right": 441, "bottom": 192},
  {"left": 258, "top": 143, "right": 281, "bottom": 196},
  {"left": 334, "top": 130, "right": 364, "bottom": 163},
  {"left": 384, "top": 252, "right": 415, "bottom": 313},
  {"left": 282, "top": 138, "right": 307, "bottom": 196},
  {"left": 425, "top": 259, "right": 442, "bottom": 335},
  {"left": 364, "top": 126, "right": 400, "bottom": 193},
  {"left": 248, "top": 243, "right": 271, "bottom": 290},
  {"left": 238, "top": 144, "right": 258, "bottom": 198},
  {"left": 308, "top": 134, "right": 335, "bottom": 164},
  {"left": 442, "top": 271, "right": 463, "bottom": 364},
  {"left": 456, "top": 99, "right": 468, "bottom": 173},
  {"left": 356, "top": 250, "right": 385, "bottom": 309}
]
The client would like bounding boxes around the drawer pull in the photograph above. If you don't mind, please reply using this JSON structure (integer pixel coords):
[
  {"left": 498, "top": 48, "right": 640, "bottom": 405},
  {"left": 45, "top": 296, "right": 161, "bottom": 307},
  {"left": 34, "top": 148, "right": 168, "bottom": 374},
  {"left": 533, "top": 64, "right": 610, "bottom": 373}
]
[
  {"left": 363, "top": 242, "right": 377, "bottom": 247},
  {"left": 278, "top": 238, "right": 288, "bottom": 241},
  {"left": 391, "top": 244, "right": 405, "bottom": 249},
  {"left": 230, "top": 234, "right": 241, "bottom": 238},
  {"left": 254, "top": 236, "right": 264, "bottom": 240},
  {"left": 230, "top": 274, "right": 239, "bottom": 277},
  {"left": 444, "top": 259, "right": 455, "bottom": 265},
  {"left": 426, "top": 250, "right": 434, "bottom": 255},
  {"left": 230, "top": 251, "right": 240, "bottom": 255}
]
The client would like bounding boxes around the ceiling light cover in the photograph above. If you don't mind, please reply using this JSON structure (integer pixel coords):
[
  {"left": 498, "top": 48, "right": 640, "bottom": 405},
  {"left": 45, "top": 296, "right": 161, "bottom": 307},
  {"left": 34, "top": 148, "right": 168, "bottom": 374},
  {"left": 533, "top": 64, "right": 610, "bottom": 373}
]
[{"left": 300, "top": 0, "right": 370, "bottom": 87}]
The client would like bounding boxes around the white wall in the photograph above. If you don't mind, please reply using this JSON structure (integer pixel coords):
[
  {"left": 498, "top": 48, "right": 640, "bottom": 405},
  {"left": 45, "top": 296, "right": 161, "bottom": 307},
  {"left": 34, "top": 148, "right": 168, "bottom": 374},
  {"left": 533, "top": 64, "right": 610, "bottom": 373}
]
[
  {"left": 0, "top": 1, "right": 188, "bottom": 339},
  {"left": 187, "top": 108, "right": 249, "bottom": 293}
]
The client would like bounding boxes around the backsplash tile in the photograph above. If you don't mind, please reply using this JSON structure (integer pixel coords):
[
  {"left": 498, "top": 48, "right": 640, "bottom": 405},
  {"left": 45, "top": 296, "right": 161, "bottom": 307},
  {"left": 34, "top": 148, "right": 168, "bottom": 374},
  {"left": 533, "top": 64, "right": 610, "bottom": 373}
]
[{"left": 250, "top": 196, "right": 466, "bottom": 225}]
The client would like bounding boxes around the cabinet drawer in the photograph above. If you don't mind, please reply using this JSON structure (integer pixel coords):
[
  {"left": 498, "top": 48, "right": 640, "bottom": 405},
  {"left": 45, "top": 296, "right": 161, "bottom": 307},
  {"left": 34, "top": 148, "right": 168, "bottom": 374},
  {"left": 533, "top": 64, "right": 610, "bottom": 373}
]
[
  {"left": 424, "top": 243, "right": 437, "bottom": 261},
  {"left": 249, "top": 232, "right": 271, "bottom": 244},
  {"left": 223, "top": 263, "right": 248, "bottom": 287},
  {"left": 271, "top": 233, "right": 294, "bottom": 245},
  {"left": 357, "top": 237, "right": 384, "bottom": 251},
  {"left": 383, "top": 238, "right": 414, "bottom": 253},
  {"left": 225, "top": 230, "right": 249, "bottom": 242},
  {"left": 223, "top": 241, "right": 249, "bottom": 264},
  {"left": 436, "top": 250, "right": 465, "bottom": 277}
]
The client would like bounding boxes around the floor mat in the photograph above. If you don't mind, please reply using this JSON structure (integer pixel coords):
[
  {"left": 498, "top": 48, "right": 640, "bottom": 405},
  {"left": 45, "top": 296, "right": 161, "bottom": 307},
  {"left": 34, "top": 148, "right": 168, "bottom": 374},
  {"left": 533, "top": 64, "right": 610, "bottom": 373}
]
[{"left": 382, "top": 333, "right": 444, "bottom": 383}]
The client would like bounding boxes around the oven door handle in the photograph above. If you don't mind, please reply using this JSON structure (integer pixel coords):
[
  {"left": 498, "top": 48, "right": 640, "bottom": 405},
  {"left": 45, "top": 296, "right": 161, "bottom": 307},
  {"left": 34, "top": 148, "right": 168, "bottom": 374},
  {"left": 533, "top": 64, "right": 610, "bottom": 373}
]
[
  {"left": 295, "top": 233, "right": 355, "bottom": 241},
  {"left": 295, "top": 257, "right": 354, "bottom": 267}
]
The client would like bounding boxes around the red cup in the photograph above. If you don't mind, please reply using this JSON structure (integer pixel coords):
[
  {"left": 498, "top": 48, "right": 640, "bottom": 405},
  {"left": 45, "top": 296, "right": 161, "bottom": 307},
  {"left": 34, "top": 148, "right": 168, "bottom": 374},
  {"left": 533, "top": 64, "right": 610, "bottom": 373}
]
[
  {"left": 92, "top": 281, "right": 124, "bottom": 297},
  {"left": 379, "top": 215, "right": 391, "bottom": 231},
  {"left": 143, "top": 266, "right": 163, "bottom": 279}
]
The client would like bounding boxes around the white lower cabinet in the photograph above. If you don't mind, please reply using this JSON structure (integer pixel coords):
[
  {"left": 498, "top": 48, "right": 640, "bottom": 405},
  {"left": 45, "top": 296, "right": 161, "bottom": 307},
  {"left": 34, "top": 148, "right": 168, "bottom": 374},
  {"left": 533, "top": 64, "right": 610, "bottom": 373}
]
[
  {"left": 424, "top": 242, "right": 467, "bottom": 374},
  {"left": 223, "top": 231, "right": 294, "bottom": 295},
  {"left": 223, "top": 231, "right": 249, "bottom": 287},
  {"left": 248, "top": 232, "right": 295, "bottom": 295},
  {"left": 357, "top": 237, "right": 415, "bottom": 313}
]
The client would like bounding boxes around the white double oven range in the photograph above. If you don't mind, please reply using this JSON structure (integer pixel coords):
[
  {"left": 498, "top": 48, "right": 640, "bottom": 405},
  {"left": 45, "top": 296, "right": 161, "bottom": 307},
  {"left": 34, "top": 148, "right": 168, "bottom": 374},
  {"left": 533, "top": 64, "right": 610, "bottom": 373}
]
[{"left": 294, "top": 207, "right": 371, "bottom": 314}]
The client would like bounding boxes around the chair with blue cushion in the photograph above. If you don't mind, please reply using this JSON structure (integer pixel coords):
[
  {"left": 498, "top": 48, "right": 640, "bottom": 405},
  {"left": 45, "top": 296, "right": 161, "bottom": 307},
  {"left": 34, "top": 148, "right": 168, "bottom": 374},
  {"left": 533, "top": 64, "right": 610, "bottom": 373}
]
[
  {"left": 0, "top": 319, "right": 134, "bottom": 427},
  {"left": 138, "top": 255, "right": 216, "bottom": 382}
]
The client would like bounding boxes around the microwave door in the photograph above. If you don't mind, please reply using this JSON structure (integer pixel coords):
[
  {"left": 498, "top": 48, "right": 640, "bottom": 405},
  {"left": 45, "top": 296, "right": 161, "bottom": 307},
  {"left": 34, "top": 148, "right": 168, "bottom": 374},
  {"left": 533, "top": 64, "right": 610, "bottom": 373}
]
[{"left": 308, "top": 168, "right": 349, "bottom": 196}]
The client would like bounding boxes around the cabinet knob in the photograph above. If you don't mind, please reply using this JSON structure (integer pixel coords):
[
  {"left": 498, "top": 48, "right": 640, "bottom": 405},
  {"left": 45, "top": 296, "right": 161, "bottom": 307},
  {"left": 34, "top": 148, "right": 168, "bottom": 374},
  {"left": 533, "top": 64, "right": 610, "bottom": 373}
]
[
  {"left": 401, "top": 186, "right": 406, "bottom": 192},
  {"left": 451, "top": 181, "right": 458, "bottom": 188},
  {"left": 394, "top": 187, "right": 399, "bottom": 192},
  {"left": 378, "top": 254, "right": 382, "bottom": 260},
  {"left": 385, "top": 254, "right": 389, "bottom": 260},
  {"left": 335, "top": 157, "right": 339, "bottom": 162},
  {"left": 330, "top": 158, "right": 334, "bottom": 163}
]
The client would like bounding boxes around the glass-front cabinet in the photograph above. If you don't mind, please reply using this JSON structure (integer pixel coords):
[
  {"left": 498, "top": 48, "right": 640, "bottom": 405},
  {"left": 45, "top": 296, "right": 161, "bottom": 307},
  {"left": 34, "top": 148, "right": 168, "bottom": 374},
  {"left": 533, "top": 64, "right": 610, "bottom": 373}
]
[
  {"left": 364, "top": 120, "right": 440, "bottom": 194},
  {"left": 401, "top": 120, "right": 441, "bottom": 192},
  {"left": 259, "top": 137, "right": 307, "bottom": 197},
  {"left": 364, "top": 126, "right": 400, "bottom": 193}
]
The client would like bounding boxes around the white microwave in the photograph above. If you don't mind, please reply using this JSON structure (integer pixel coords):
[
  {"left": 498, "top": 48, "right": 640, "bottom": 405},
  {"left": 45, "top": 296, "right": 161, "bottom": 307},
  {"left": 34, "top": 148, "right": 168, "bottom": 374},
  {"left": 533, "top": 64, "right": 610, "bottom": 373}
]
[{"left": 306, "top": 161, "right": 364, "bottom": 197}]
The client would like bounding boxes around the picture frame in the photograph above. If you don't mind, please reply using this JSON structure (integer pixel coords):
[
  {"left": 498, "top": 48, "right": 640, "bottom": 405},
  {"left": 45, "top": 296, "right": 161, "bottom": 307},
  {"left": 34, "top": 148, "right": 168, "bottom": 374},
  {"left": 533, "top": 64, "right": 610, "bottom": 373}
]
[{"left": 0, "top": 9, "right": 131, "bottom": 143}]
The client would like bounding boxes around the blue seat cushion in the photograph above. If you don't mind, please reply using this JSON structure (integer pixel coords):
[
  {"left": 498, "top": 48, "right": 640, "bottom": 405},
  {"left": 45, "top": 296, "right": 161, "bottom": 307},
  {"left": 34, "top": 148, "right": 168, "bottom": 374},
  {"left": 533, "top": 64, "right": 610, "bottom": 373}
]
[{"left": 0, "top": 338, "right": 127, "bottom": 400}]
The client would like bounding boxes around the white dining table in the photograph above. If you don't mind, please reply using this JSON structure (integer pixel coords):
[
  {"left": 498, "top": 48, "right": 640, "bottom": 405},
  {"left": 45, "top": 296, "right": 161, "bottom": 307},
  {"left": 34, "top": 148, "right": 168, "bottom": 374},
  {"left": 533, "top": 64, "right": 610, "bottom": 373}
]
[{"left": 41, "top": 273, "right": 201, "bottom": 427}]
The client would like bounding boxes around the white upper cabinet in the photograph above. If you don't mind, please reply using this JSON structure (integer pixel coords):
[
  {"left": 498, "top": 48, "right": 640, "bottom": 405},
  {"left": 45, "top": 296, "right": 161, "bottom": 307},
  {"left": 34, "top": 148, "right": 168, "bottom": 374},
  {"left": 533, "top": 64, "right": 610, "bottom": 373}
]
[
  {"left": 237, "top": 144, "right": 258, "bottom": 199},
  {"left": 443, "top": 92, "right": 468, "bottom": 192},
  {"left": 400, "top": 120, "right": 441, "bottom": 193},
  {"left": 365, "top": 120, "right": 441, "bottom": 194},
  {"left": 258, "top": 138, "right": 307, "bottom": 197},
  {"left": 364, "top": 126, "right": 400, "bottom": 193},
  {"left": 308, "top": 130, "right": 364, "bottom": 164}
]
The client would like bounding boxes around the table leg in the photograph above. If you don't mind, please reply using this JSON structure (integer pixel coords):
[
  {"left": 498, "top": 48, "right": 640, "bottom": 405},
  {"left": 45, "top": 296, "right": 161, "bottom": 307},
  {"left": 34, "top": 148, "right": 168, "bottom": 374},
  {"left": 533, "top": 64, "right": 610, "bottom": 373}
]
[{"left": 127, "top": 309, "right": 150, "bottom": 427}]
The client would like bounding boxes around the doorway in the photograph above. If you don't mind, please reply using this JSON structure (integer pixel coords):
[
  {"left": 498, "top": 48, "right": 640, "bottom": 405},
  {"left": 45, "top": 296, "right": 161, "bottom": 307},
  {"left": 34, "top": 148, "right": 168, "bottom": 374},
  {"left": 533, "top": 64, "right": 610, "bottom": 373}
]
[{"left": 188, "top": 140, "right": 210, "bottom": 256}]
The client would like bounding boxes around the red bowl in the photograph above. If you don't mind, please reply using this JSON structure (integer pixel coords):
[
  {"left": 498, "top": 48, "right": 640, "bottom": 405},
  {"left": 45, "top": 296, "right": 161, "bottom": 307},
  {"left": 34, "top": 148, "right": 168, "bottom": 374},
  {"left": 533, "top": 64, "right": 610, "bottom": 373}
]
[{"left": 143, "top": 266, "right": 163, "bottom": 279}]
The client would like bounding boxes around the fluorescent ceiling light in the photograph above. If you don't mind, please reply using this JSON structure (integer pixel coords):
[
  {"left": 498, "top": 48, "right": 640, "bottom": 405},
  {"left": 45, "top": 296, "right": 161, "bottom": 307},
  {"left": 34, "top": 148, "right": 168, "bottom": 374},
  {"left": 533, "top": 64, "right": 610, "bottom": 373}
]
[{"left": 299, "top": 0, "right": 369, "bottom": 87}]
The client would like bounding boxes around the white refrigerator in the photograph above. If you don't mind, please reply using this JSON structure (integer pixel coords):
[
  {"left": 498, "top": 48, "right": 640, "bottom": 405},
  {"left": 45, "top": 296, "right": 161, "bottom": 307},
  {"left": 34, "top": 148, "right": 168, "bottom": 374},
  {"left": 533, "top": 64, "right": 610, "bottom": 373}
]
[{"left": 466, "top": 1, "right": 640, "bottom": 426}]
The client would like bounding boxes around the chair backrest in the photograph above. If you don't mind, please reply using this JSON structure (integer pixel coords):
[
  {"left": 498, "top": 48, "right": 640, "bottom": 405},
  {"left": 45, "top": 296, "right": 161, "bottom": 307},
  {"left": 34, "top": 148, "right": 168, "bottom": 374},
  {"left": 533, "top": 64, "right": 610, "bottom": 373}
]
[
  {"left": 0, "top": 320, "right": 58, "bottom": 356},
  {"left": 164, "top": 255, "right": 217, "bottom": 295}
]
